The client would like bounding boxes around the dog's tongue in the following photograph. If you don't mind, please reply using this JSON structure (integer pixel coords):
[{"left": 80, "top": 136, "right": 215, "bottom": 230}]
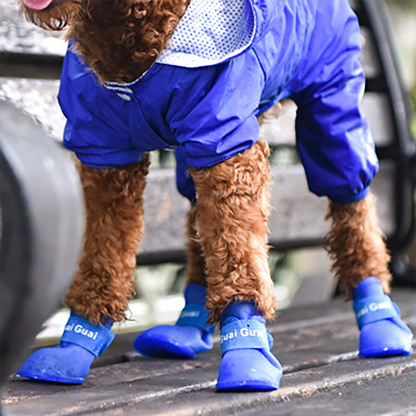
[{"left": 22, "top": 0, "right": 54, "bottom": 10}]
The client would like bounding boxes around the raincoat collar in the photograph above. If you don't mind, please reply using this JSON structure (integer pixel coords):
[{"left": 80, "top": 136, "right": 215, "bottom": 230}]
[{"left": 156, "top": 0, "right": 257, "bottom": 68}]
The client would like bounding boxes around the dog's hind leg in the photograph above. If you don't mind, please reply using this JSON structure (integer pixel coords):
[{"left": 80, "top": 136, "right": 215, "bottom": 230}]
[
  {"left": 184, "top": 207, "right": 207, "bottom": 287},
  {"left": 134, "top": 200, "right": 214, "bottom": 359},
  {"left": 189, "top": 139, "right": 282, "bottom": 391},
  {"left": 17, "top": 156, "right": 150, "bottom": 384},
  {"left": 326, "top": 192, "right": 413, "bottom": 357},
  {"left": 326, "top": 192, "right": 391, "bottom": 296}
]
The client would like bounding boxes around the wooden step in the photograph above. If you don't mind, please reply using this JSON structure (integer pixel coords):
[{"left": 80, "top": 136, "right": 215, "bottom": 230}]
[{"left": 3, "top": 289, "right": 415, "bottom": 416}]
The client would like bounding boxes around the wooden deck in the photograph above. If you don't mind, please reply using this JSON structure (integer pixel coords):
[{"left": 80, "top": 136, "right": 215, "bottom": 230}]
[{"left": 3, "top": 289, "right": 415, "bottom": 416}]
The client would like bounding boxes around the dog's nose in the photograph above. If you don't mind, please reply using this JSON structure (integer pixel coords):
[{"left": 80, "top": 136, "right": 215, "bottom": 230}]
[{"left": 22, "top": 0, "right": 54, "bottom": 11}]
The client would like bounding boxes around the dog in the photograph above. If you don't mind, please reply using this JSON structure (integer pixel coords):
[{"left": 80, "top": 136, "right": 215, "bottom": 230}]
[{"left": 17, "top": 0, "right": 413, "bottom": 390}]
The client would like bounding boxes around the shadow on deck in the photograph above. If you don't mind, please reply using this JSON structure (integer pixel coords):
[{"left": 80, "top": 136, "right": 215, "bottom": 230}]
[{"left": 2, "top": 289, "right": 415, "bottom": 416}]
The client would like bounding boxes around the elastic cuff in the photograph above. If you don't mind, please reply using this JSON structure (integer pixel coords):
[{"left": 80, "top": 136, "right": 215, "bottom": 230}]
[
  {"left": 329, "top": 186, "right": 370, "bottom": 204},
  {"left": 61, "top": 314, "right": 115, "bottom": 357},
  {"left": 352, "top": 276, "right": 384, "bottom": 300},
  {"left": 64, "top": 147, "right": 144, "bottom": 169},
  {"left": 184, "top": 138, "right": 259, "bottom": 170},
  {"left": 176, "top": 303, "right": 215, "bottom": 334},
  {"left": 184, "top": 283, "right": 208, "bottom": 305}
]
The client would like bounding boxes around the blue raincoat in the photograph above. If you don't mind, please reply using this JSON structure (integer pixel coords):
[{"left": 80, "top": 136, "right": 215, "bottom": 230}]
[{"left": 58, "top": 0, "right": 378, "bottom": 204}]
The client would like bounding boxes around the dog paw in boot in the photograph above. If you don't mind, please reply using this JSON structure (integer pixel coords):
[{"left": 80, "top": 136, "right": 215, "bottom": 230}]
[
  {"left": 17, "top": 314, "right": 114, "bottom": 384},
  {"left": 353, "top": 277, "right": 413, "bottom": 357},
  {"left": 134, "top": 284, "right": 215, "bottom": 359},
  {"left": 216, "top": 301, "right": 282, "bottom": 392}
]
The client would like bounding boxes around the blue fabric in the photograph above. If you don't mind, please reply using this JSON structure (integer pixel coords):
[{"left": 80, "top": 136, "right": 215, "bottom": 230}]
[
  {"left": 216, "top": 349, "right": 282, "bottom": 391},
  {"left": 17, "top": 343, "right": 95, "bottom": 384},
  {"left": 220, "top": 319, "right": 271, "bottom": 355},
  {"left": 176, "top": 303, "right": 216, "bottom": 334},
  {"left": 60, "top": 314, "right": 115, "bottom": 357},
  {"left": 175, "top": 149, "right": 196, "bottom": 203},
  {"left": 220, "top": 301, "right": 274, "bottom": 355},
  {"left": 58, "top": 0, "right": 377, "bottom": 204},
  {"left": 354, "top": 295, "right": 398, "bottom": 330},
  {"left": 175, "top": 284, "right": 215, "bottom": 334},
  {"left": 221, "top": 300, "right": 266, "bottom": 323},
  {"left": 352, "top": 276, "right": 383, "bottom": 300},
  {"left": 16, "top": 313, "right": 114, "bottom": 384},
  {"left": 216, "top": 301, "right": 282, "bottom": 391},
  {"left": 183, "top": 282, "right": 208, "bottom": 305},
  {"left": 352, "top": 277, "right": 413, "bottom": 357},
  {"left": 133, "top": 284, "right": 214, "bottom": 359}
]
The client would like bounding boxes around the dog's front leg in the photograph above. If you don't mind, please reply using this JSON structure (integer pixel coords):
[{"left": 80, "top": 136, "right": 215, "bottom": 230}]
[
  {"left": 17, "top": 155, "right": 150, "bottom": 384},
  {"left": 326, "top": 193, "right": 413, "bottom": 356},
  {"left": 189, "top": 139, "right": 282, "bottom": 391},
  {"left": 65, "top": 159, "right": 150, "bottom": 323},
  {"left": 190, "top": 139, "right": 275, "bottom": 322}
]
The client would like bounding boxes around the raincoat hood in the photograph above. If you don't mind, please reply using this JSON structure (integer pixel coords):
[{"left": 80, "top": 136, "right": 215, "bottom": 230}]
[{"left": 156, "top": 0, "right": 285, "bottom": 68}]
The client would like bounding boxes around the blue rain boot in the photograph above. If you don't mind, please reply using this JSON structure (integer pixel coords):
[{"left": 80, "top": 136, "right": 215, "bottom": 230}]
[
  {"left": 17, "top": 313, "right": 114, "bottom": 384},
  {"left": 353, "top": 277, "right": 413, "bottom": 357},
  {"left": 216, "top": 301, "right": 282, "bottom": 391},
  {"left": 134, "top": 284, "right": 215, "bottom": 359}
]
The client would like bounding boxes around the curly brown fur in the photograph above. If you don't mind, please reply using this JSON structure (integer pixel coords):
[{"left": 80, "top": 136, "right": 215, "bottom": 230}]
[
  {"left": 185, "top": 208, "right": 207, "bottom": 287},
  {"left": 64, "top": 156, "right": 150, "bottom": 325},
  {"left": 326, "top": 191, "right": 392, "bottom": 299},
  {"left": 21, "top": 0, "right": 189, "bottom": 83},
  {"left": 183, "top": 105, "right": 285, "bottom": 296},
  {"left": 190, "top": 139, "right": 276, "bottom": 324},
  {"left": 20, "top": 0, "right": 83, "bottom": 31}
]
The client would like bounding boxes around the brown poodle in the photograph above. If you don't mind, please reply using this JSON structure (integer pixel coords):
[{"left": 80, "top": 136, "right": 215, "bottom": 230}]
[{"left": 17, "top": 0, "right": 413, "bottom": 391}]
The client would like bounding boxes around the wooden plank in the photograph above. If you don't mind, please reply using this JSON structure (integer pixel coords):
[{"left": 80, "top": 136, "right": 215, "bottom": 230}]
[
  {"left": 0, "top": 0, "right": 398, "bottom": 261},
  {"left": 0, "top": 76, "right": 396, "bottom": 259},
  {"left": 262, "top": 94, "right": 394, "bottom": 148},
  {"left": 101, "top": 358, "right": 416, "bottom": 416},
  {"left": 0, "top": 52, "right": 63, "bottom": 79},
  {"left": 0, "top": 3, "right": 392, "bottom": 148},
  {"left": 0, "top": 81, "right": 394, "bottom": 149},
  {"left": 268, "top": 160, "right": 395, "bottom": 246},
  {"left": 238, "top": 371, "right": 416, "bottom": 416},
  {"left": 3, "top": 290, "right": 414, "bottom": 416},
  {"left": 361, "top": 93, "right": 394, "bottom": 147},
  {"left": 140, "top": 167, "right": 190, "bottom": 257},
  {"left": 360, "top": 27, "right": 382, "bottom": 80},
  {"left": 0, "top": 82, "right": 396, "bottom": 260},
  {"left": 0, "top": 0, "right": 387, "bottom": 138},
  {"left": 0, "top": 2, "right": 382, "bottom": 84},
  {"left": 107, "top": 358, "right": 416, "bottom": 416},
  {"left": 0, "top": 76, "right": 394, "bottom": 149},
  {"left": 139, "top": 161, "right": 396, "bottom": 258}
]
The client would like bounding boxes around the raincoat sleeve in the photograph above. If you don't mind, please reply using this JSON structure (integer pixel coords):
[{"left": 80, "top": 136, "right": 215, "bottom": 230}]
[
  {"left": 292, "top": 2, "right": 379, "bottom": 204},
  {"left": 58, "top": 47, "right": 143, "bottom": 168}
]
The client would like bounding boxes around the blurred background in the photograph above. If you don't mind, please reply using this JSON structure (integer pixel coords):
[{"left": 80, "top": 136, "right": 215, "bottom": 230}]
[
  {"left": 0, "top": 0, "right": 415, "bottom": 346},
  {"left": 385, "top": 0, "right": 416, "bottom": 135},
  {"left": 385, "top": 0, "right": 416, "bottom": 270}
]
